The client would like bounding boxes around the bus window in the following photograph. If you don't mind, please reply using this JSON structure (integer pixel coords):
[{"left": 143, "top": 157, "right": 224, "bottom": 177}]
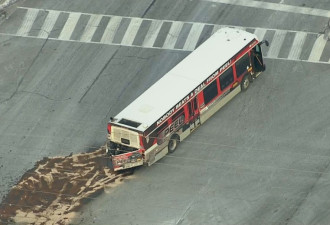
[
  {"left": 219, "top": 67, "right": 234, "bottom": 90},
  {"left": 203, "top": 80, "right": 218, "bottom": 105},
  {"left": 193, "top": 97, "right": 198, "bottom": 110},
  {"left": 172, "top": 108, "right": 184, "bottom": 120},
  {"left": 235, "top": 54, "right": 250, "bottom": 78},
  {"left": 252, "top": 45, "right": 265, "bottom": 72}
]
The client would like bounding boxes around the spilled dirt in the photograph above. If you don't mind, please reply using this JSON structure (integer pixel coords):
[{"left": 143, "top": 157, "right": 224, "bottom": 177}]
[{"left": 0, "top": 147, "right": 132, "bottom": 224}]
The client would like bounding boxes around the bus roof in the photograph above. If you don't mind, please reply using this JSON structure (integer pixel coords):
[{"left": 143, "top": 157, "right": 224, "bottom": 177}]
[{"left": 112, "top": 27, "right": 258, "bottom": 132}]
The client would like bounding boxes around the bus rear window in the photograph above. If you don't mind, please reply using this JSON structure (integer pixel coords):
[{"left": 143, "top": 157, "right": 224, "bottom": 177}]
[{"left": 119, "top": 119, "right": 141, "bottom": 128}]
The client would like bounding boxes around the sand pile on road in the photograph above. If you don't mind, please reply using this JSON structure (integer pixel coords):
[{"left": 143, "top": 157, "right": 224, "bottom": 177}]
[{"left": 0, "top": 147, "right": 132, "bottom": 224}]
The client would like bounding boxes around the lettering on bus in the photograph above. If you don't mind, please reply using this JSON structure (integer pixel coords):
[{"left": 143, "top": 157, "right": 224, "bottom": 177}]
[
  {"left": 164, "top": 115, "right": 184, "bottom": 136},
  {"left": 206, "top": 60, "right": 232, "bottom": 84},
  {"left": 175, "top": 92, "right": 194, "bottom": 110},
  {"left": 194, "top": 82, "right": 206, "bottom": 95},
  {"left": 156, "top": 60, "right": 232, "bottom": 127},
  {"left": 158, "top": 115, "right": 185, "bottom": 143},
  {"left": 157, "top": 108, "right": 175, "bottom": 126}
]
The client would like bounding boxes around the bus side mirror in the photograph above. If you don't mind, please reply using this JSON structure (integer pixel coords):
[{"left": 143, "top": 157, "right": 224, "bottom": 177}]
[{"left": 261, "top": 40, "right": 269, "bottom": 47}]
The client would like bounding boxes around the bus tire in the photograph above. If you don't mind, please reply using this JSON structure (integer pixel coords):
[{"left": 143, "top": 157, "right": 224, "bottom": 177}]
[
  {"left": 241, "top": 75, "right": 251, "bottom": 91},
  {"left": 168, "top": 134, "right": 180, "bottom": 153}
]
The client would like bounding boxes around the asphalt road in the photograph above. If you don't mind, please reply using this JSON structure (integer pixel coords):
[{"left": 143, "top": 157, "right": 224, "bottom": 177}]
[{"left": 0, "top": 0, "right": 330, "bottom": 224}]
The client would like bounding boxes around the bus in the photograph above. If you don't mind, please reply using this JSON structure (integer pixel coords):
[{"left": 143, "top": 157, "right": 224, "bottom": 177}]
[{"left": 106, "top": 27, "right": 269, "bottom": 171}]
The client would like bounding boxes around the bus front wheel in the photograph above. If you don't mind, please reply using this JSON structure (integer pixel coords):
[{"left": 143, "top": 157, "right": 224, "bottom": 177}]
[
  {"left": 168, "top": 134, "right": 180, "bottom": 153},
  {"left": 241, "top": 75, "right": 251, "bottom": 91}
]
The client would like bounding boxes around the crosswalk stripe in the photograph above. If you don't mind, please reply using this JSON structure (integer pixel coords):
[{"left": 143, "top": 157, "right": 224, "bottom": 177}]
[
  {"left": 100, "top": 16, "right": 122, "bottom": 44},
  {"left": 58, "top": 12, "right": 81, "bottom": 40},
  {"left": 308, "top": 35, "right": 327, "bottom": 62},
  {"left": 183, "top": 23, "right": 204, "bottom": 51},
  {"left": 163, "top": 21, "right": 184, "bottom": 49},
  {"left": 254, "top": 28, "right": 266, "bottom": 41},
  {"left": 287, "top": 32, "right": 307, "bottom": 60},
  {"left": 121, "top": 18, "right": 143, "bottom": 45},
  {"left": 266, "top": 30, "right": 286, "bottom": 58},
  {"left": 142, "top": 20, "right": 163, "bottom": 47},
  {"left": 38, "top": 10, "right": 60, "bottom": 38},
  {"left": 212, "top": 25, "right": 224, "bottom": 34},
  {"left": 80, "top": 14, "right": 103, "bottom": 42},
  {"left": 10, "top": 7, "right": 330, "bottom": 64},
  {"left": 16, "top": 8, "right": 39, "bottom": 36}
]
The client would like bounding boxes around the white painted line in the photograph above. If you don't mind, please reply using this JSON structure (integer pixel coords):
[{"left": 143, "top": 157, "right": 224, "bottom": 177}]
[
  {"left": 183, "top": 23, "right": 204, "bottom": 51},
  {"left": 142, "top": 20, "right": 163, "bottom": 47},
  {"left": 2, "top": 31, "right": 330, "bottom": 65},
  {"left": 266, "top": 30, "right": 286, "bottom": 58},
  {"left": 254, "top": 28, "right": 267, "bottom": 41},
  {"left": 287, "top": 32, "right": 307, "bottom": 60},
  {"left": 100, "top": 16, "right": 122, "bottom": 44},
  {"left": 121, "top": 18, "right": 143, "bottom": 46},
  {"left": 308, "top": 35, "right": 327, "bottom": 62},
  {"left": 204, "top": 0, "right": 330, "bottom": 18},
  {"left": 16, "top": 8, "right": 39, "bottom": 36},
  {"left": 38, "top": 10, "right": 60, "bottom": 38},
  {"left": 80, "top": 14, "right": 103, "bottom": 42},
  {"left": 58, "top": 12, "right": 81, "bottom": 40},
  {"left": 163, "top": 21, "right": 184, "bottom": 49}
]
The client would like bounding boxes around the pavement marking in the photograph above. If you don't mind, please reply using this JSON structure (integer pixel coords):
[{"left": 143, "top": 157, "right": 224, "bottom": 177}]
[
  {"left": 38, "top": 10, "right": 60, "bottom": 38},
  {"left": 100, "top": 16, "right": 122, "bottom": 44},
  {"left": 212, "top": 24, "right": 224, "bottom": 34},
  {"left": 308, "top": 35, "right": 328, "bottom": 62},
  {"left": 266, "top": 30, "right": 286, "bottom": 58},
  {"left": 16, "top": 8, "right": 39, "bottom": 36},
  {"left": 4, "top": 7, "right": 330, "bottom": 64},
  {"left": 2, "top": 32, "right": 330, "bottom": 65},
  {"left": 254, "top": 28, "right": 267, "bottom": 41},
  {"left": 204, "top": 0, "right": 330, "bottom": 18},
  {"left": 58, "top": 12, "right": 81, "bottom": 40},
  {"left": 80, "top": 14, "right": 103, "bottom": 42},
  {"left": 183, "top": 23, "right": 204, "bottom": 51},
  {"left": 142, "top": 20, "right": 163, "bottom": 47},
  {"left": 121, "top": 17, "right": 143, "bottom": 45},
  {"left": 287, "top": 32, "right": 307, "bottom": 60},
  {"left": 163, "top": 21, "right": 184, "bottom": 49}
]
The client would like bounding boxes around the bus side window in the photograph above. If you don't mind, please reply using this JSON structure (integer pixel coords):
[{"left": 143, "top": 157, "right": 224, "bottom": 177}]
[
  {"left": 193, "top": 97, "right": 198, "bottom": 110},
  {"left": 172, "top": 108, "right": 184, "bottom": 120},
  {"left": 219, "top": 67, "right": 234, "bottom": 91},
  {"left": 188, "top": 102, "right": 193, "bottom": 116},
  {"left": 235, "top": 54, "right": 250, "bottom": 78},
  {"left": 203, "top": 80, "right": 218, "bottom": 105}
]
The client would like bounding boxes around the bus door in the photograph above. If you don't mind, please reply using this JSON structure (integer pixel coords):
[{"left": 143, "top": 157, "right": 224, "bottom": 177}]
[
  {"left": 251, "top": 44, "right": 265, "bottom": 72},
  {"left": 188, "top": 97, "right": 200, "bottom": 131}
]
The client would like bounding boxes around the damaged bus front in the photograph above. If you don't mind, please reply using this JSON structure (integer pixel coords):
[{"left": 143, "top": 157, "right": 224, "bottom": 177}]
[{"left": 106, "top": 121, "right": 144, "bottom": 171}]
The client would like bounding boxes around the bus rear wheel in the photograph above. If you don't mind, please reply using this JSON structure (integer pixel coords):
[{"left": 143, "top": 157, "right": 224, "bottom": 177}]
[
  {"left": 241, "top": 75, "right": 251, "bottom": 91},
  {"left": 168, "top": 134, "right": 180, "bottom": 153}
]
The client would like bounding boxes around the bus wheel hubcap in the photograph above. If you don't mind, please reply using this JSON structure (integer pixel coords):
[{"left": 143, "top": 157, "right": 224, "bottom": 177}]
[{"left": 243, "top": 79, "right": 249, "bottom": 89}]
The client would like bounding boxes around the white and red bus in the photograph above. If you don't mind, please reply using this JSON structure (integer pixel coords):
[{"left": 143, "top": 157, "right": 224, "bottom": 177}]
[{"left": 106, "top": 27, "right": 269, "bottom": 171}]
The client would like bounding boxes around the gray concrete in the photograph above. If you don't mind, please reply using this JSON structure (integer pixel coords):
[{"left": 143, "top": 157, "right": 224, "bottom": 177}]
[{"left": 0, "top": 0, "right": 330, "bottom": 224}]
